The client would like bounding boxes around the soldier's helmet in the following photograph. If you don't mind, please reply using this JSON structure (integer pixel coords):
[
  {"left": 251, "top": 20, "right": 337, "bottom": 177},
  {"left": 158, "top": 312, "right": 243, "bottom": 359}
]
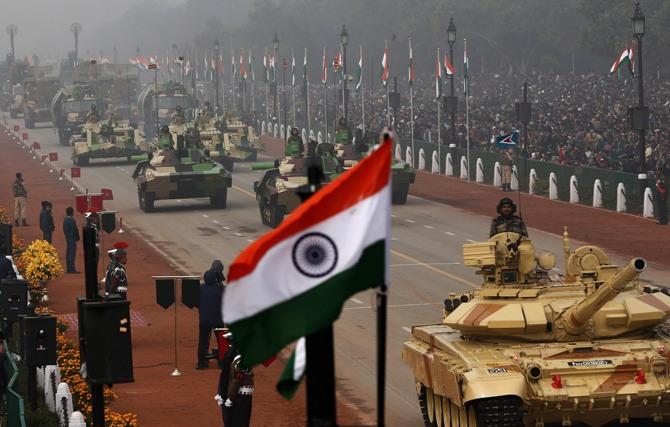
[
  {"left": 233, "top": 355, "right": 252, "bottom": 375},
  {"left": 497, "top": 197, "right": 517, "bottom": 214},
  {"left": 176, "top": 105, "right": 183, "bottom": 113},
  {"left": 339, "top": 117, "right": 346, "bottom": 126},
  {"left": 291, "top": 127, "right": 299, "bottom": 136},
  {"left": 161, "top": 125, "right": 170, "bottom": 134}
]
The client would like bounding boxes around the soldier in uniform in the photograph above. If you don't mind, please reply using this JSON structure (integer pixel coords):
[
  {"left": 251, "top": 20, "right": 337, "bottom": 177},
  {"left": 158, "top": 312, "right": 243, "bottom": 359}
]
[
  {"left": 224, "top": 355, "right": 253, "bottom": 427},
  {"left": 501, "top": 149, "right": 514, "bottom": 192},
  {"left": 215, "top": 331, "right": 238, "bottom": 426},
  {"left": 285, "top": 127, "right": 304, "bottom": 157},
  {"left": 104, "top": 242, "right": 129, "bottom": 299},
  {"left": 489, "top": 197, "right": 528, "bottom": 238},
  {"left": 335, "top": 117, "right": 352, "bottom": 144},
  {"left": 87, "top": 104, "right": 99, "bottom": 122},
  {"left": 172, "top": 105, "right": 185, "bottom": 125},
  {"left": 84, "top": 210, "right": 101, "bottom": 266},
  {"left": 158, "top": 125, "right": 173, "bottom": 150}
]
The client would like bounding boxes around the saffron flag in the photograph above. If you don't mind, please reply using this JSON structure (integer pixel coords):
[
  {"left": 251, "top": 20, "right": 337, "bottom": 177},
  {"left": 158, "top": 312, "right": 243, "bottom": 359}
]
[
  {"left": 444, "top": 54, "right": 455, "bottom": 76},
  {"left": 223, "top": 140, "right": 391, "bottom": 367},
  {"left": 354, "top": 46, "right": 362, "bottom": 92},
  {"left": 321, "top": 48, "right": 328, "bottom": 85},
  {"left": 435, "top": 49, "right": 442, "bottom": 100},
  {"left": 610, "top": 43, "right": 635, "bottom": 75}
]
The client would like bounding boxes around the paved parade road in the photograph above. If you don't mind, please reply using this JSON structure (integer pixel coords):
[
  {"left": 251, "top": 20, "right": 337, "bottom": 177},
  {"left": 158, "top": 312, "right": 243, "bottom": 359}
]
[{"left": 8, "top": 117, "right": 670, "bottom": 426}]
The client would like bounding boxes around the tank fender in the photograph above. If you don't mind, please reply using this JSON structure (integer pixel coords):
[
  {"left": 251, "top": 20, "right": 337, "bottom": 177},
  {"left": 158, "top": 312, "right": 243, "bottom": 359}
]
[{"left": 461, "top": 368, "right": 526, "bottom": 404}]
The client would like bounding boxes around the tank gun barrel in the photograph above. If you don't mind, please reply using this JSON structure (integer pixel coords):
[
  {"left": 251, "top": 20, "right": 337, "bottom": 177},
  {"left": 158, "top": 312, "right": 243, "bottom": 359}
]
[
  {"left": 562, "top": 258, "right": 646, "bottom": 335},
  {"left": 250, "top": 161, "right": 277, "bottom": 171}
]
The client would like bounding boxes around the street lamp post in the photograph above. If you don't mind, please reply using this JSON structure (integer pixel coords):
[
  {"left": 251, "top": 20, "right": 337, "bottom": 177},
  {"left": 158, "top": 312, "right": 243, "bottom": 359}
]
[
  {"left": 214, "top": 39, "right": 220, "bottom": 116},
  {"left": 283, "top": 58, "right": 288, "bottom": 143},
  {"left": 340, "top": 25, "right": 349, "bottom": 123},
  {"left": 70, "top": 23, "right": 81, "bottom": 64},
  {"left": 447, "top": 18, "right": 457, "bottom": 148},
  {"left": 273, "top": 33, "right": 279, "bottom": 120},
  {"left": 631, "top": 2, "right": 648, "bottom": 193},
  {"left": 6, "top": 25, "right": 18, "bottom": 63}
]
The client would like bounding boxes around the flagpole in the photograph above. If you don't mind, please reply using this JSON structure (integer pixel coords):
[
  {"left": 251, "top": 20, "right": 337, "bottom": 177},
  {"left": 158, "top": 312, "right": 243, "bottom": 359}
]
[
  {"left": 360, "top": 46, "right": 365, "bottom": 134},
  {"left": 305, "top": 48, "right": 311, "bottom": 140},
  {"left": 370, "top": 56, "right": 374, "bottom": 131},
  {"left": 251, "top": 52, "right": 255, "bottom": 113},
  {"left": 465, "top": 38, "right": 470, "bottom": 181},
  {"left": 437, "top": 48, "right": 441, "bottom": 169},
  {"left": 232, "top": 49, "right": 237, "bottom": 116},
  {"left": 409, "top": 37, "right": 415, "bottom": 169},
  {"left": 265, "top": 47, "right": 270, "bottom": 127},
  {"left": 323, "top": 48, "right": 328, "bottom": 145},
  {"left": 292, "top": 49, "right": 296, "bottom": 128},
  {"left": 377, "top": 282, "right": 388, "bottom": 427}
]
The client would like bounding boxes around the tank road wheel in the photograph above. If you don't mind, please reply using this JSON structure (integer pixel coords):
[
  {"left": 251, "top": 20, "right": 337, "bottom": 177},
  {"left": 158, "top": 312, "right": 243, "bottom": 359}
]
[
  {"left": 211, "top": 188, "right": 228, "bottom": 209},
  {"left": 434, "top": 395, "right": 443, "bottom": 427},
  {"left": 268, "top": 205, "right": 285, "bottom": 229},
  {"left": 472, "top": 396, "right": 523, "bottom": 427},
  {"left": 391, "top": 182, "right": 410, "bottom": 205},
  {"left": 138, "top": 189, "right": 155, "bottom": 213},
  {"left": 418, "top": 386, "right": 437, "bottom": 427}
]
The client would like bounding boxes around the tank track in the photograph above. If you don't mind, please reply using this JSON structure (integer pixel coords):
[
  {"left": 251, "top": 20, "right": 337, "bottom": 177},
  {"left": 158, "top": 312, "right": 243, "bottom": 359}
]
[{"left": 474, "top": 396, "right": 524, "bottom": 427}]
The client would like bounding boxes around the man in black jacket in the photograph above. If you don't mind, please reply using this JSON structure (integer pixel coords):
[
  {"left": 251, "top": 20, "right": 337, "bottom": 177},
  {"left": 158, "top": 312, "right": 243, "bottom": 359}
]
[
  {"left": 62, "top": 207, "right": 80, "bottom": 273},
  {"left": 197, "top": 260, "right": 225, "bottom": 369},
  {"left": 39, "top": 201, "right": 55, "bottom": 243}
]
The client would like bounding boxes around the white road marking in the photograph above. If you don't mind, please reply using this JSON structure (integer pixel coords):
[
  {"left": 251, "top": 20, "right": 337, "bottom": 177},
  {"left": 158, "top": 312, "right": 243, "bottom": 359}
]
[
  {"left": 424, "top": 225, "right": 434, "bottom": 229},
  {"left": 223, "top": 226, "right": 231, "bottom": 230},
  {"left": 176, "top": 199, "right": 182, "bottom": 203},
  {"left": 466, "top": 239, "right": 476, "bottom": 243},
  {"left": 402, "top": 327, "right": 412, "bottom": 334},
  {"left": 202, "top": 214, "right": 209, "bottom": 218},
  {"left": 391, "top": 214, "right": 397, "bottom": 218},
  {"left": 405, "top": 219, "right": 415, "bottom": 224},
  {"left": 234, "top": 232, "right": 243, "bottom": 236},
  {"left": 212, "top": 220, "right": 220, "bottom": 224},
  {"left": 350, "top": 298, "right": 363, "bottom": 304},
  {"left": 247, "top": 239, "right": 254, "bottom": 243},
  {"left": 391, "top": 237, "right": 397, "bottom": 241},
  {"left": 445, "top": 231, "right": 455, "bottom": 236}
]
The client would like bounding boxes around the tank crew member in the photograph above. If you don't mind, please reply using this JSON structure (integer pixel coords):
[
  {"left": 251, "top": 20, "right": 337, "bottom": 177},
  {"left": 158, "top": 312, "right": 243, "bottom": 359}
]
[
  {"left": 172, "top": 105, "right": 185, "bottom": 125},
  {"left": 87, "top": 104, "right": 99, "bottom": 122},
  {"left": 158, "top": 125, "right": 173, "bottom": 149},
  {"left": 285, "top": 127, "right": 304, "bottom": 157},
  {"left": 335, "top": 117, "right": 352, "bottom": 144},
  {"left": 490, "top": 198, "right": 528, "bottom": 238},
  {"left": 225, "top": 355, "right": 253, "bottom": 427},
  {"left": 104, "top": 242, "right": 129, "bottom": 299}
]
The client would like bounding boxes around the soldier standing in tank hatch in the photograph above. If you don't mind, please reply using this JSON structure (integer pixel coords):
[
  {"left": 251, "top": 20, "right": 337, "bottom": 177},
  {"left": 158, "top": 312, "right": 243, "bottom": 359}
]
[
  {"left": 104, "top": 242, "right": 129, "bottom": 299},
  {"left": 490, "top": 198, "right": 528, "bottom": 238},
  {"left": 172, "top": 105, "right": 185, "bottom": 125},
  {"left": 285, "top": 127, "right": 304, "bottom": 157},
  {"left": 224, "top": 355, "right": 253, "bottom": 427}
]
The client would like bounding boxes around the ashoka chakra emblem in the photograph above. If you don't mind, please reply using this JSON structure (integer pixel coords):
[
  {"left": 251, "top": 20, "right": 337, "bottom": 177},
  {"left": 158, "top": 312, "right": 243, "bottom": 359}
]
[{"left": 292, "top": 232, "right": 338, "bottom": 278}]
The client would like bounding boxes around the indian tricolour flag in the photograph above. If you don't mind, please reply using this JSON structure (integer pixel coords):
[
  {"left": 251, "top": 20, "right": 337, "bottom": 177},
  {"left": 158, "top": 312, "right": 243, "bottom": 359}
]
[
  {"left": 610, "top": 43, "right": 635, "bottom": 75},
  {"left": 223, "top": 139, "right": 391, "bottom": 367},
  {"left": 380, "top": 43, "right": 389, "bottom": 87}
]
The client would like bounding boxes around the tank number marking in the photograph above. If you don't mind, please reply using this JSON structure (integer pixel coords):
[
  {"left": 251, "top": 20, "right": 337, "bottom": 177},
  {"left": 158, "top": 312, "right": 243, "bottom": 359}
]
[
  {"left": 567, "top": 360, "right": 612, "bottom": 367},
  {"left": 487, "top": 367, "right": 508, "bottom": 374}
]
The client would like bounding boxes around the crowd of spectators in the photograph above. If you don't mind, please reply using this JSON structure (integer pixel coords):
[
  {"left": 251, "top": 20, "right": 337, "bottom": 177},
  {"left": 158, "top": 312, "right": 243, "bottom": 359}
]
[{"left": 242, "top": 70, "right": 670, "bottom": 173}]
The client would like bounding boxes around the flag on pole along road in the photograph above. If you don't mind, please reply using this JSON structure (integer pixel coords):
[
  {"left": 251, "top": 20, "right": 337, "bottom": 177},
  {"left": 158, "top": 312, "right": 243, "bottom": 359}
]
[
  {"left": 270, "top": 55, "right": 276, "bottom": 83},
  {"left": 609, "top": 43, "right": 635, "bottom": 75},
  {"left": 435, "top": 49, "right": 442, "bottom": 100},
  {"left": 443, "top": 54, "right": 455, "bottom": 76},
  {"left": 248, "top": 51, "right": 254, "bottom": 81},
  {"left": 463, "top": 39, "right": 469, "bottom": 95},
  {"left": 495, "top": 131, "right": 519, "bottom": 149},
  {"left": 240, "top": 53, "right": 247, "bottom": 80},
  {"left": 380, "top": 44, "right": 389, "bottom": 87},
  {"left": 321, "top": 48, "right": 328, "bottom": 84},
  {"left": 408, "top": 43, "right": 415, "bottom": 87},
  {"left": 302, "top": 48, "right": 308, "bottom": 98},
  {"left": 291, "top": 51, "right": 296, "bottom": 86},
  {"left": 354, "top": 46, "right": 362, "bottom": 92},
  {"left": 276, "top": 337, "right": 306, "bottom": 399},
  {"left": 222, "top": 139, "right": 391, "bottom": 367},
  {"left": 232, "top": 54, "right": 237, "bottom": 80},
  {"left": 263, "top": 53, "right": 268, "bottom": 83}
]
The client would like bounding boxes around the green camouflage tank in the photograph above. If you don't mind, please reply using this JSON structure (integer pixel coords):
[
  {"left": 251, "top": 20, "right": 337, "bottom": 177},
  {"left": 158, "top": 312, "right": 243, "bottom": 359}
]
[
  {"left": 222, "top": 117, "right": 261, "bottom": 162},
  {"left": 131, "top": 144, "right": 232, "bottom": 213},
  {"left": 72, "top": 114, "right": 150, "bottom": 166}
]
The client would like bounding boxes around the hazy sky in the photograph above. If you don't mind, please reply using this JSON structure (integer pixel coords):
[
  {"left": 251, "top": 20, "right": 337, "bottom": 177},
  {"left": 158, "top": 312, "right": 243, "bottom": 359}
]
[{"left": 0, "top": 0, "right": 189, "bottom": 61}]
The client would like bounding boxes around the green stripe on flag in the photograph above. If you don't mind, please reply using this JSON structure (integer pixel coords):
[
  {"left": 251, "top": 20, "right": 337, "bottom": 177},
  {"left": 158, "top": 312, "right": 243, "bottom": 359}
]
[
  {"left": 230, "top": 240, "right": 386, "bottom": 367},
  {"left": 277, "top": 337, "right": 306, "bottom": 399}
]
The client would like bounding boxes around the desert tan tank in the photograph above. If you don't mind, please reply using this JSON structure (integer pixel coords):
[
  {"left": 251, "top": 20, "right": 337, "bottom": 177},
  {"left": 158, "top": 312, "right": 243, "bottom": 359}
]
[{"left": 403, "top": 228, "right": 670, "bottom": 426}]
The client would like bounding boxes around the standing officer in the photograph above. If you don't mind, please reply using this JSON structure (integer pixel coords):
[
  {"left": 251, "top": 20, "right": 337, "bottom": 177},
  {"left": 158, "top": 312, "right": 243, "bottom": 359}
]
[
  {"left": 490, "top": 198, "right": 528, "bottom": 238},
  {"left": 12, "top": 172, "right": 28, "bottom": 227},
  {"left": 500, "top": 149, "right": 514, "bottom": 192},
  {"left": 84, "top": 210, "right": 101, "bottom": 267},
  {"left": 62, "top": 207, "right": 80, "bottom": 273},
  {"left": 104, "top": 242, "right": 128, "bottom": 299},
  {"left": 225, "top": 355, "right": 253, "bottom": 427},
  {"left": 285, "top": 127, "right": 304, "bottom": 157},
  {"left": 39, "top": 201, "right": 55, "bottom": 243}
]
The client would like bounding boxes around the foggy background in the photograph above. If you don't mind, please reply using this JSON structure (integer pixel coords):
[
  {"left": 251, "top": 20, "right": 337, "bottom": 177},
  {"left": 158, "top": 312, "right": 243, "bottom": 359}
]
[{"left": 1, "top": 0, "right": 668, "bottom": 75}]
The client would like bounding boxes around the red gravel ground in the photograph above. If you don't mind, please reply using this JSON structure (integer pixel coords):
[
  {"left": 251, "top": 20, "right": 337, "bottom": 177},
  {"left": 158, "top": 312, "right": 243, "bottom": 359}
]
[
  {"left": 0, "top": 127, "right": 363, "bottom": 426},
  {"left": 410, "top": 171, "right": 670, "bottom": 268}
]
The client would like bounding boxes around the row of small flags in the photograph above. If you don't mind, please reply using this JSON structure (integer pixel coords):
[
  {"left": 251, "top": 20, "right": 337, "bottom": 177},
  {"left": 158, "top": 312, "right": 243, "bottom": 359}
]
[{"left": 126, "top": 44, "right": 468, "bottom": 94}]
